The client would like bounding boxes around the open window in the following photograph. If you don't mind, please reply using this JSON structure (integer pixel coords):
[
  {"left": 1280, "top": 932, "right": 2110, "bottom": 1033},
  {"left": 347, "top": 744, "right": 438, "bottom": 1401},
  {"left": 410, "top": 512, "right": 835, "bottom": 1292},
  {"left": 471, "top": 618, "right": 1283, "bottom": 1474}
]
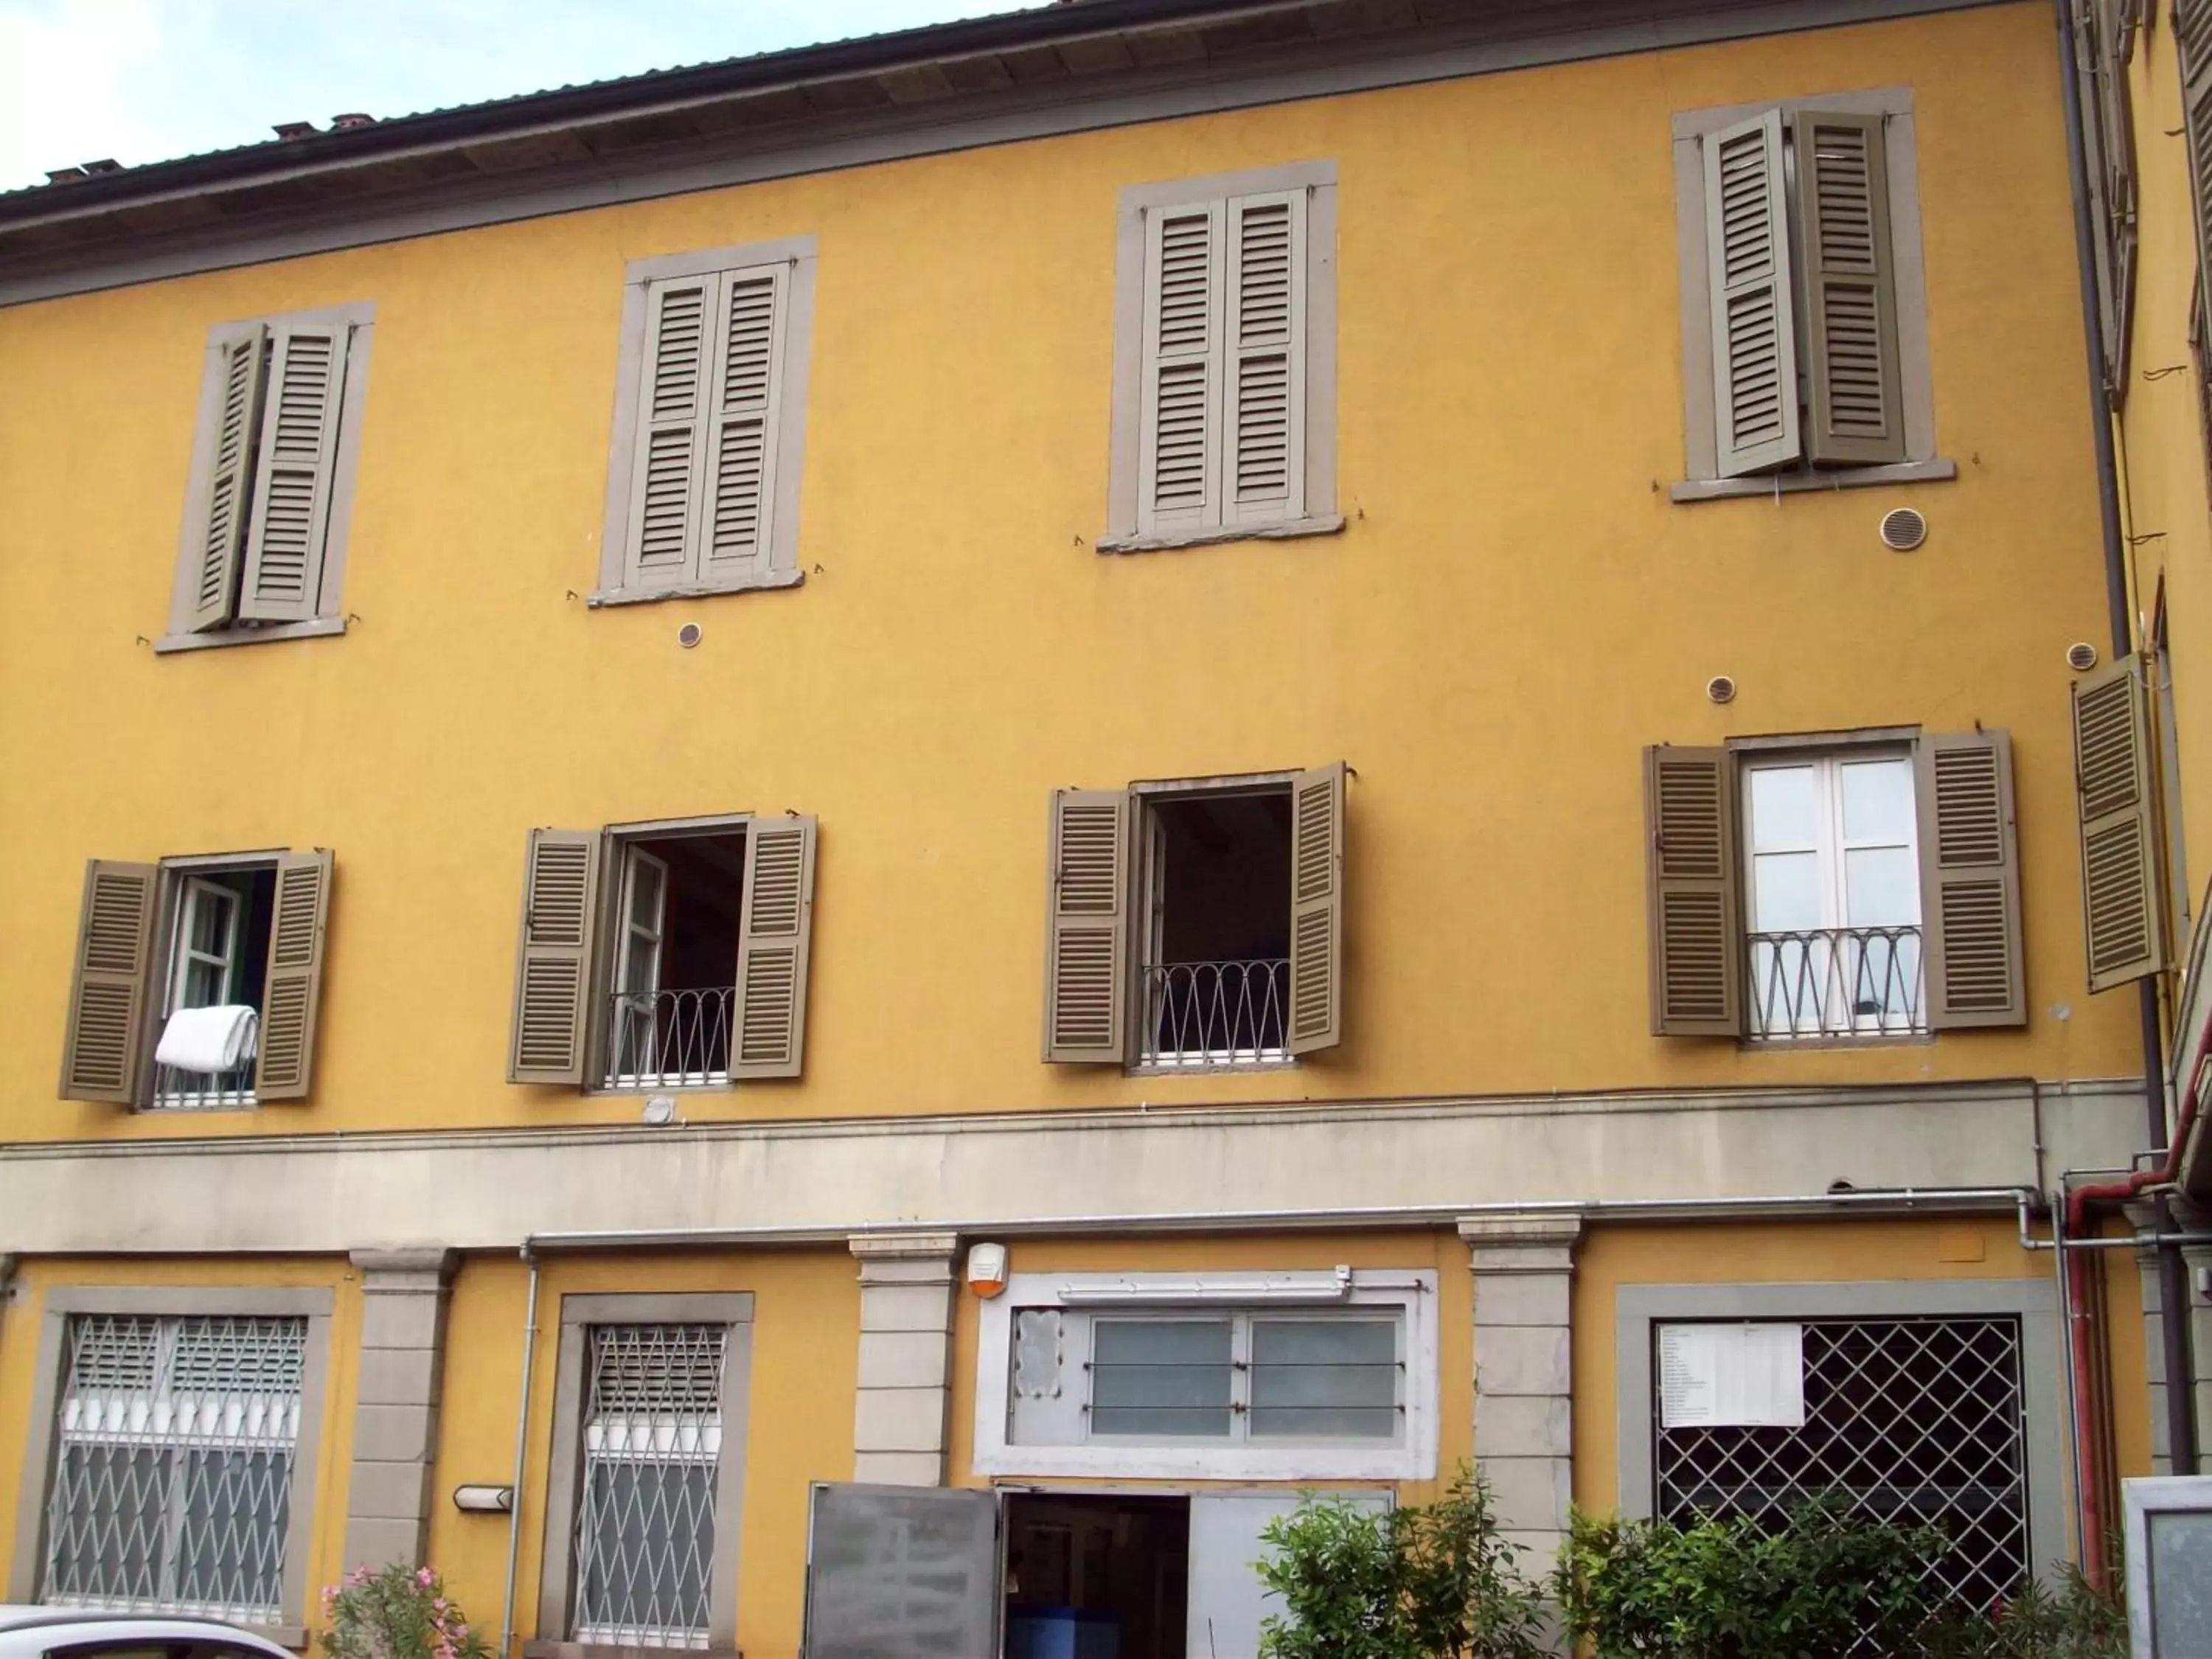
[
  {"left": 507, "top": 814, "right": 816, "bottom": 1088},
  {"left": 1644, "top": 733, "right": 2021, "bottom": 1038},
  {"left": 58, "top": 852, "right": 333, "bottom": 1108},
  {"left": 1043, "top": 765, "right": 1343, "bottom": 1068}
]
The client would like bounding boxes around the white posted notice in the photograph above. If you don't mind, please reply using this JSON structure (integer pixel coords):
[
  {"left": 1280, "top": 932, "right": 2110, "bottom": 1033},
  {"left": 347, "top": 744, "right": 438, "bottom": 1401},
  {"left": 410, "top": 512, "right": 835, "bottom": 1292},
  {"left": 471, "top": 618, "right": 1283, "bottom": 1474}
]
[{"left": 1658, "top": 1323, "right": 1806, "bottom": 1428}]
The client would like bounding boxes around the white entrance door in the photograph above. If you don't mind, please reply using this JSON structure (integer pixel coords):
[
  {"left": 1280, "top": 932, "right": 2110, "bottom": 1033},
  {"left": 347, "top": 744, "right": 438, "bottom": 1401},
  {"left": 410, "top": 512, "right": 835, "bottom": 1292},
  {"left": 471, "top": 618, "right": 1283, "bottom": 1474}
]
[{"left": 1186, "top": 1490, "right": 1391, "bottom": 1659}]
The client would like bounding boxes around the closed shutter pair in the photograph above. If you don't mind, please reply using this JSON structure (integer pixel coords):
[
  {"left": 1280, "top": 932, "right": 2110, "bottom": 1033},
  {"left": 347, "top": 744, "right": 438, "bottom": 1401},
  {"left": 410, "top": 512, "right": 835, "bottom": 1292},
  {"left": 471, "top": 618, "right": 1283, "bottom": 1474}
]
[
  {"left": 507, "top": 819, "right": 817, "bottom": 1085},
  {"left": 1043, "top": 765, "right": 1345, "bottom": 1062},
  {"left": 622, "top": 264, "right": 790, "bottom": 591},
  {"left": 2180, "top": 0, "right": 2212, "bottom": 324},
  {"left": 187, "top": 324, "right": 352, "bottom": 631},
  {"left": 1644, "top": 737, "right": 2024, "bottom": 1034},
  {"left": 1137, "top": 190, "right": 1309, "bottom": 535},
  {"left": 58, "top": 854, "right": 333, "bottom": 1103},
  {"left": 1707, "top": 108, "right": 1906, "bottom": 477}
]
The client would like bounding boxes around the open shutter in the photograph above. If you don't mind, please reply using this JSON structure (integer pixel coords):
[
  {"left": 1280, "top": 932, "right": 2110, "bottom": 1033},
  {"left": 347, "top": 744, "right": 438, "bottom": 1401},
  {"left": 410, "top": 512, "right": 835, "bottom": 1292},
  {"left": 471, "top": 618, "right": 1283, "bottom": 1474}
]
[
  {"left": 239, "top": 322, "right": 347, "bottom": 622},
  {"left": 803, "top": 1483, "right": 1001, "bottom": 1659},
  {"left": 699, "top": 265, "right": 787, "bottom": 587},
  {"left": 1136, "top": 201, "right": 1225, "bottom": 535},
  {"left": 1644, "top": 747, "right": 1744, "bottom": 1036},
  {"left": 2072, "top": 660, "right": 2167, "bottom": 990},
  {"left": 1795, "top": 110, "right": 1906, "bottom": 465},
  {"left": 1221, "top": 189, "right": 1307, "bottom": 528},
  {"left": 1042, "top": 789, "right": 1130, "bottom": 1063},
  {"left": 1705, "top": 109, "right": 1801, "bottom": 476},
  {"left": 2183, "top": 0, "right": 2212, "bottom": 321},
  {"left": 1287, "top": 761, "right": 1346, "bottom": 1054},
  {"left": 254, "top": 850, "right": 332, "bottom": 1101},
  {"left": 187, "top": 328, "right": 268, "bottom": 633},
  {"left": 1916, "top": 731, "right": 2027, "bottom": 1026},
  {"left": 509, "top": 829, "right": 602, "bottom": 1085},
  {"left": 624, "top": 274, "right": 717, "bottom": 589},
  {"left": 732, "top": 814, "right": 815, "bottom": 1079},
  {"left": 59, "top": 860, "right": 158, "bottom": 1104}
]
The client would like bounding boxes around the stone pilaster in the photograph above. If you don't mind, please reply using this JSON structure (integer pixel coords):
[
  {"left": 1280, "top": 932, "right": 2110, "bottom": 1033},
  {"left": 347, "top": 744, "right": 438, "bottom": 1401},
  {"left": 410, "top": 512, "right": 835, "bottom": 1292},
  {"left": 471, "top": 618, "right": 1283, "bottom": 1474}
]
[
  {"left": 1461, "top": 1214, "right": 1583, "bottom": 1559},
  {"left": 344, "top": 1248, "right": 456, "bottom": 1569},
  {"left": 849, "top": 1231, "right": 959, "bottom": 1486}
]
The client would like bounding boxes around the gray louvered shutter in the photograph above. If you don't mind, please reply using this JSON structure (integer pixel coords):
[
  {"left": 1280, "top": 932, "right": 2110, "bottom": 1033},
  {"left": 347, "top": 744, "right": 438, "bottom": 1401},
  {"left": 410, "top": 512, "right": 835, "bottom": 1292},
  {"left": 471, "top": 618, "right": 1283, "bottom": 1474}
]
[
  {"left": 60, "top": 860, "right": 159, "bottom": 1104},
  {"left": 2072, "top": 659, "right": 2167, "bottom": 990},
  {"left": 2095, "top": 0, "right": 2139, "bottom": 392},
  {"left": 1137, "top": 201, "right": 1225, "bottom": 535},
  {"left": 1287, "top": 761, "right": 1346, "bottom": 1055},
  {"left": 1644, "top": 747, "right": 1744, "bottom": 1036},
  {"left": 2183, "top": 0, "right": 2212, "bottom": 324},
  {"left": 732, "top": 814, "right": 815, "bottom": 1079},
  {"left": 1043, "top": 789, "right": 1130, "bottom": 1063},
  {"left": 1222, "top": 189, "right": 1307, "bottom": 528},
  {"left": 624, "top": 274, "right": 716, "bottom": 589},
  {"left": 804, "top": 1483, "right": 1001, "bottom": 1659},
  {"left": 255, "top": 850, "right": 332, "bottom": 1101},
  {"left": 1705, "top": 110, "right": 1801, "bottom": 476},
  {"left": 699, "top": 265, "right": 787, "bottom": 587},
  {"left": 509, "top": 830, "right": 602, "bottom": 1086},
  {"left": 187, "top": 328, "right": 268, "bottom": 633},
  {"left": 1795, "top": 111, "right": 1905, "bottom": 465},
  {"left": 239, "top": 321, "right": 348, "bottom": 622},
  {"left": 1916, "top": 731, "right": 2027, "bottom": 1027}
]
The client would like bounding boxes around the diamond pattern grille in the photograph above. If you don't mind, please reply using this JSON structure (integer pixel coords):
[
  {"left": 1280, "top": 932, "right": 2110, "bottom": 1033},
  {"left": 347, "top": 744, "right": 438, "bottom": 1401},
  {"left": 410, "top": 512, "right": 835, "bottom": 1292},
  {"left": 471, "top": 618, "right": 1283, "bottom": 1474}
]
[
  {"left": 1654, "top": 1317, "right": 2027, "bottom": 1628},
  {"left": 573, "top": 1323, "right": 727, "bottom": 1649},
  {"left": 42, "top": 1314, "right": 305, "bottom": 1622}
]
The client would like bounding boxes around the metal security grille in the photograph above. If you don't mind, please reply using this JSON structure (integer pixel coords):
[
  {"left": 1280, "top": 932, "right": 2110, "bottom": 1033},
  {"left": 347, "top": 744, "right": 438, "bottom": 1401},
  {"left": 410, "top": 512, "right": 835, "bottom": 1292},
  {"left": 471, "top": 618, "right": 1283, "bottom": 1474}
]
[
  {"left": 573, "top": 1323, "right": 727, "bottom": 1648},
  {"left": 1654, "top": 1317, "right": 2028, "bottom": 1618},
  {"left": 42, "top": 1314, "right": 306, "bottom": 1622}
]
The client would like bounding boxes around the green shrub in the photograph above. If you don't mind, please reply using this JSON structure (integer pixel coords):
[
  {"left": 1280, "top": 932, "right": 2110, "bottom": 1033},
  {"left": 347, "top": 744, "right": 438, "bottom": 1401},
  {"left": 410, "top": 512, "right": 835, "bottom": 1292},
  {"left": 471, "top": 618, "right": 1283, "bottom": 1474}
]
[
  {"left": 319, "top": 1562, "right": 491, "bottom": 1659},
  {"left": 1553, "top": 1503, "right": 1941, "bottom": 1658},
  {"left": 1256, "top": 1465, "right": 1549, "bottom": 1659},
  {"left": 1914, "top": 1568, "right": 2127, "bottom": 1659}
]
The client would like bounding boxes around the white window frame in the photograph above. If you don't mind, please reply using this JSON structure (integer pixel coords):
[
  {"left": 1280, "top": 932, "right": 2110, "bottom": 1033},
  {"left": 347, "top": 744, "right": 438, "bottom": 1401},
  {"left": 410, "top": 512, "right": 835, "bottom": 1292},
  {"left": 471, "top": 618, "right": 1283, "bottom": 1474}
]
[
  {"left": 150, "top": 858, "right": 274, "bottom": 1111},
  {"left": 167, "top": 877, "right": 242, "bottom": 1014},
  {"left": 973, "top": 1270, "right": 1437, "bottom": 1481},
  {"left": 1741, "top": 749, "right": 1921, "bottom": 1037}
]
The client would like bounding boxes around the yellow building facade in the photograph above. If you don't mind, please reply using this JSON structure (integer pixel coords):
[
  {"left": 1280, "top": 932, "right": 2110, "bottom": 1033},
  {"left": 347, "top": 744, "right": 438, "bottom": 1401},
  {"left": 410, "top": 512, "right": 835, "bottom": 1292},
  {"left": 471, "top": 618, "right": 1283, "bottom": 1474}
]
[{"left": 0, "top": 0, "right": 2195, "bottom": 1655}]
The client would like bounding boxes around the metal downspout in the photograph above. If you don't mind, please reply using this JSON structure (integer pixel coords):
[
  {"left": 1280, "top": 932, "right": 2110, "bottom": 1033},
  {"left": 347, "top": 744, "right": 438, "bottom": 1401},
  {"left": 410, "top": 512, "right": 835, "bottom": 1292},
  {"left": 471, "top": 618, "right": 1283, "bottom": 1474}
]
[
  {"left": 2054, "top": 0, "right": 2199, "bottom": 1532},
  {"left": 499, "top": 1248, "right": 542, "bottom": 1659}
]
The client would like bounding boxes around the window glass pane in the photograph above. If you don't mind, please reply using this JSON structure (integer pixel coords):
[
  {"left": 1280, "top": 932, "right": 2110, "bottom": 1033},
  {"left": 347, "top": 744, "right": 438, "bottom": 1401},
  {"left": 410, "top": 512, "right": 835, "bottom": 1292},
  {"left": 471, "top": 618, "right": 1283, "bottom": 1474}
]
[
  {"left": 627, "top": 857, "right": 664, "bottom": 936},
  {"left": 1250, "top": 1320, "right": 1397, "bottom": 1439},
  {"left": 1843, "top": 846, "right": 1919, "bottom": 927},
  {"left": 622, "top": 931, "right": 659, "bottom": 997},
  {"left": 1839, "top": 757, "right": 1913, "bottom": 844},
  {"left": 182, "top": 959, "right": 228, "bottom": 1009},
  {"left": 189, "top": 888, "right": 234, "bottom": 958},
  {"left": 1090, "top": 1319, "right": 1231, "bottom": 1438},
  {"left": 1752, "top": 852, "right": 1822, "bottom": 931},
  {"left": 1747, "top": 765, "right": 1819, "bottom": 852}
]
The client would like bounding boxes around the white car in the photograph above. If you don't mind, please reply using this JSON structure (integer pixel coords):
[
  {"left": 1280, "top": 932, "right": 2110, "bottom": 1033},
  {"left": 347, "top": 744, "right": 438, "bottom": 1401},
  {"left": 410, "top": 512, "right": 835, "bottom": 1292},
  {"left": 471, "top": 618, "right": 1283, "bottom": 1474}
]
[{"left": 0, "top": 1610, "right": 298, "bottom": 1659}]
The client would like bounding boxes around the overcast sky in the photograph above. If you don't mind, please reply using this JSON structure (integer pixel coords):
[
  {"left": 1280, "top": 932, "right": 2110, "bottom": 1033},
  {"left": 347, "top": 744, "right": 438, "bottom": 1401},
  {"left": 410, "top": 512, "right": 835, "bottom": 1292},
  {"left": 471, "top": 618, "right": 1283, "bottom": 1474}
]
[{"left": 0, "top": 0, "right": 1012, "bottom": 192}]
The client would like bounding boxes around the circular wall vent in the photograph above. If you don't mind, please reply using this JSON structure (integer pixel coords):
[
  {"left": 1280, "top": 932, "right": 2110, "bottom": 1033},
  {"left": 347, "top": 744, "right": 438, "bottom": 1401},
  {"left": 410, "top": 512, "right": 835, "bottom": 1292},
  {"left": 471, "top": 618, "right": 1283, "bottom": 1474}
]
[
  {"left": 1706, "top": 675, "right": 1737, "bottom": 704},
  {"left": 677, "top": 622, "right": 703, "bottom": 649},
  {"left": 2066, "top": 641, "right": 2100, "bottom": 672},
  {"left": 1879, "top": 507, "right": 1928, "bottom": 551}
]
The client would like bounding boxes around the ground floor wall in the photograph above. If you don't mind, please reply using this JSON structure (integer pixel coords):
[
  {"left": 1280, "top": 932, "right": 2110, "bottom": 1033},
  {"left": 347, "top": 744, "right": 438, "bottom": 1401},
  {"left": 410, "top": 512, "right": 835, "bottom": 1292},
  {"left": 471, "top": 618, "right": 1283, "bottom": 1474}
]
[{"left": 0, "top": 1208, "right": 2162, "bottom": 1659}]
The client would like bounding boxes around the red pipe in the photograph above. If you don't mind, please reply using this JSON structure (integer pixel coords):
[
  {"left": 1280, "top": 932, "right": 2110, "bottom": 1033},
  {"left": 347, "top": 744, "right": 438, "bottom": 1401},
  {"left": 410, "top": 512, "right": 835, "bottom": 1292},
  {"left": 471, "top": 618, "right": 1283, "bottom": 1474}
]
[{"left": 2064, "top": 1018, "right": 2211, "bottom": 1588}]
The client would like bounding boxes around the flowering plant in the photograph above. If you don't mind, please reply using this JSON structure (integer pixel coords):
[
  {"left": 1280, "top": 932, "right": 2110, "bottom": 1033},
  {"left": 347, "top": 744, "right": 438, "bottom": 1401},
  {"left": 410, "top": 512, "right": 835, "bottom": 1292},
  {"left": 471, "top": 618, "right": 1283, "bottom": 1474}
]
[{"left": 319, "top": 1563, "right": 492, "bottom": 1659}]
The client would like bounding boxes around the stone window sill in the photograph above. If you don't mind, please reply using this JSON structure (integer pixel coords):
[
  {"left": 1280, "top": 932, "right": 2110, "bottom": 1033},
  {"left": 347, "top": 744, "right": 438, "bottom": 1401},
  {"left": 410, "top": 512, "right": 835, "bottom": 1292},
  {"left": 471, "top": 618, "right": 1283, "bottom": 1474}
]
[
  {"left": 1095, "top": 515, "right": 1344, "bottom": 554},
  {"left": 588, "top": 568, "right": 804, "bottom": 607},
  {"left": 155, "top": 616, "right": 347, "bottom": 653},
  {"left": 1669, "top": 457, "right": 1957, "bottom": 504}
]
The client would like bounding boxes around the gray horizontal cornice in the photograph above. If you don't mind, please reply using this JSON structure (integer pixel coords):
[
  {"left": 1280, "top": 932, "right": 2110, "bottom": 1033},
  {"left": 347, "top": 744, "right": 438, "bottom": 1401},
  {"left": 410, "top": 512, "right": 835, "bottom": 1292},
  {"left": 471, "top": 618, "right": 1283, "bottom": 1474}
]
[
  {"left": 0, "top": 0, "right": 2007, "bottom": 308},
  {"left": 0, "top": 1077, "right": 2143, "bottom": 1256}
]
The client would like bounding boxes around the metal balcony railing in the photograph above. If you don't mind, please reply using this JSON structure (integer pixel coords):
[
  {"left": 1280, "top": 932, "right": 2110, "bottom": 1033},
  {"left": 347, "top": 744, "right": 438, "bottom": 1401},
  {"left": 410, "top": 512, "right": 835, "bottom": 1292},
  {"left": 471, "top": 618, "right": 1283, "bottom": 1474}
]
[
  {"left": 151, "top": 1059, "right": 257, "bottom": 1112},
  {"left": 605, "top": 987, "right": 733, "bottom": 1088},
  {"left": 1747, "top": 925, "right": 1927, "bottom": 1040},
  {"left": 1140, "top": 959, "right": 1290, "bottom": 1068}
]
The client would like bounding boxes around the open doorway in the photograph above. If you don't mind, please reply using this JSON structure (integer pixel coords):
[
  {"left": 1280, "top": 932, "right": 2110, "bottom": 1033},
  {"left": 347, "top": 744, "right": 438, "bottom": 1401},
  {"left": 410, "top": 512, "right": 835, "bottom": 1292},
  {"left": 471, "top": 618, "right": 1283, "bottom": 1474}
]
[{"left": 1004, "top": 1492, "right": 1188, "bottom": 1659}]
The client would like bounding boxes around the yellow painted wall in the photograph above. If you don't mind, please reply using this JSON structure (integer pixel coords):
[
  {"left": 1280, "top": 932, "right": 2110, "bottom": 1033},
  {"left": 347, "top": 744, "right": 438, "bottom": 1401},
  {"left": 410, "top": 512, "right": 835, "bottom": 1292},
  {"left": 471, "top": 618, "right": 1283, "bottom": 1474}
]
[
  {"left": 0, "top": 1256, "right": 362, "bottom": 1620},
  {"left": 425, "top": 1249, "right": 858, "bottom": 1659},
  {"left": 0, "top": 1, "right": 2140, "bottom": 1147},
  {"left": 945, "top": 1230, "right": 1473, "bottom": 1506},
  {"left": 2116, "top": 27, "right": 2212, "bottom": 945}
]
